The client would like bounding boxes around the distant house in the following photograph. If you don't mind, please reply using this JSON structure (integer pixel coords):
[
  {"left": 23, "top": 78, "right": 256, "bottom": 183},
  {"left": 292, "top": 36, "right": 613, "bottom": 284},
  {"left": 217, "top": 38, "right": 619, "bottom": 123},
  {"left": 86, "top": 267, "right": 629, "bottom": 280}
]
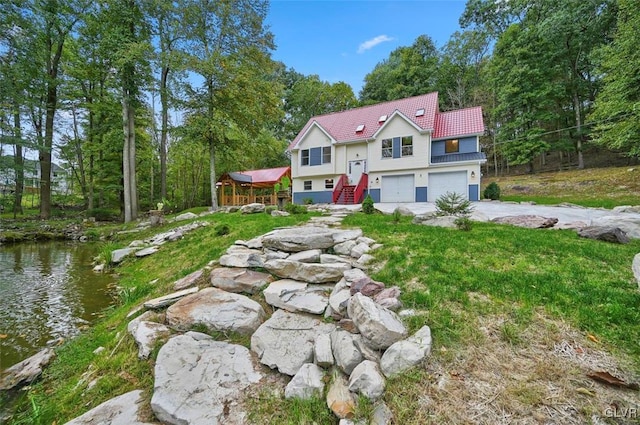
[
  {"left": 216, "top": 166, "right": 291, "bottom": 206},
  {"left": 288, "top": 92, "right": 486, "bottom": 204},
  {"left": 0, "top": 156, "right": 72, "bottom": 196}
]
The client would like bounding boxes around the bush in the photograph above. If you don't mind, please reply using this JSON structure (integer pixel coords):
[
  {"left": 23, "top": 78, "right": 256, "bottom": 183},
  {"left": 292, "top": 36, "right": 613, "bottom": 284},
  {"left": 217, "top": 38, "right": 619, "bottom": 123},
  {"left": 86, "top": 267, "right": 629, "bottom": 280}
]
[
  {"left": 302, "top": 198, "right": 314, "bottom": 205},
  {"left": 265, "top": 206, "right": 277, "bottom": 215},
  {"left": 454, "top": 216, "right": 473, "bottom": 231},
  {"left": 483, "top": 182, "right": 501, "bottom": 200},
  {"left": 435, "top": 192, "right": 473, "bottom": 217},
  {"left": 215, "top": 224, "right": 230, "bottom": 236},
  {"left": 391, "top": 207, "right": 402, "bottom": 224},
  {"left": 284, "top": 202, "right": 307, "bottom": 214},
  {"left": 362, "top": 194, "right": 375, "bottom": 215}
]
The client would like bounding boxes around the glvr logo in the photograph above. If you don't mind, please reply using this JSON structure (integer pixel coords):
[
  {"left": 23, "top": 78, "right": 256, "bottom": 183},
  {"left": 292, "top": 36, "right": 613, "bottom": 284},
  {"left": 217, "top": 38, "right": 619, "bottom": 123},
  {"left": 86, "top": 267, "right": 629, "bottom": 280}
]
[{"left": 604, "top": 406, "right": 638, "bottom": 418}]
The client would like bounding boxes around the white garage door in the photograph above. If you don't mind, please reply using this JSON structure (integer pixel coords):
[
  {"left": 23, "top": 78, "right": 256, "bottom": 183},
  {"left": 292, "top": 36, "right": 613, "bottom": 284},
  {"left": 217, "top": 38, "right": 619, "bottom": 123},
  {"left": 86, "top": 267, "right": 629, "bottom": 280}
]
[
  {"left": 381, "top": 174, "right": 414, "bottom": 203},
  {"left": 428, "top": 171, "right": 467, "bottom": 202}
]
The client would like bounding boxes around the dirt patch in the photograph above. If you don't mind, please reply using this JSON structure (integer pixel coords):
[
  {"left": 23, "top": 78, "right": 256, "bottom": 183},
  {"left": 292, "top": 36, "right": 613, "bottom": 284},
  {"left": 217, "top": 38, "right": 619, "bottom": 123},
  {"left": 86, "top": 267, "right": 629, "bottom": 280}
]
[{"left": 390, "top": 309, "right": 640, "bottom": 424}]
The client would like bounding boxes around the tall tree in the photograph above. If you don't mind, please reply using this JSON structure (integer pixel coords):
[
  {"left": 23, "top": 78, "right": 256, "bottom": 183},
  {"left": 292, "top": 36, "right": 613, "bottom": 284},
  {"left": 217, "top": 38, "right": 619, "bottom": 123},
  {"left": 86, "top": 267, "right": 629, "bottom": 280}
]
[
  {"left": 180, "top": 0, "right": 280, "bottom": 210},
  {"left": 589, "top": 0, "right": 640, "bottom": 158}
]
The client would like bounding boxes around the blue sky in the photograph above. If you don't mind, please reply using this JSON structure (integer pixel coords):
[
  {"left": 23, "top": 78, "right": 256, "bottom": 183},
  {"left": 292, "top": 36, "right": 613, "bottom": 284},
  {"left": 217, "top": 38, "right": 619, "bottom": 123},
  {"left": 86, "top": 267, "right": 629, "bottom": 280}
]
[{"left": 266, "top": 0, "right": 468, "bottom": 96}]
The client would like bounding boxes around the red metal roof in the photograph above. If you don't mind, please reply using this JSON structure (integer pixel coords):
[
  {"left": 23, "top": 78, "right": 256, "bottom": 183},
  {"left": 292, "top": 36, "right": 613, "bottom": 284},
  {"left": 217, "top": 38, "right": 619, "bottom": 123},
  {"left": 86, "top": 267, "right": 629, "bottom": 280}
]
[
  {"left": 432, "top": 106, "right": 485, "bottom": 139},
  {"left": 288, "top": 92, "right": 440, "bottom": 150},
  {"left": 233, "top": 166, "right": 290, "bottom": 184}
]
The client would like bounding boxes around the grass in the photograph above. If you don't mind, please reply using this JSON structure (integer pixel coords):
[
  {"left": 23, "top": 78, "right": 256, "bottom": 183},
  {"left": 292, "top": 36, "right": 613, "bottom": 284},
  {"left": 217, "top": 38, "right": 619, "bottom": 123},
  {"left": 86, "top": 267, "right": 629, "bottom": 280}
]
[
  {"left": 482, "top": 166, "right": 640, "bottom": 208},
  {"left": 5, "top": 198, "right": 640, "bottom": 424}
]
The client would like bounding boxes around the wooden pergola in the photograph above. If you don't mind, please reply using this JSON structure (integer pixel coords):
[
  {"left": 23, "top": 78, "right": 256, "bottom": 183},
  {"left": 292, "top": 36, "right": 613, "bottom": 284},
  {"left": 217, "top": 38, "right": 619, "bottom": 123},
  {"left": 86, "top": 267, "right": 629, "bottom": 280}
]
[{"left": 217, "top": 166, "right": 291, "bottom": 207}]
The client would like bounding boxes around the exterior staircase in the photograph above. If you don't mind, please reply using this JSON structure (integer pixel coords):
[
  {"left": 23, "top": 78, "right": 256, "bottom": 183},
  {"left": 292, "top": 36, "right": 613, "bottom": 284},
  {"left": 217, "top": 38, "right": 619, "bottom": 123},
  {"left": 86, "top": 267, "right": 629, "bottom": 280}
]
[{"left": 333, "top": 174, "right": 367, "bottom": 205}]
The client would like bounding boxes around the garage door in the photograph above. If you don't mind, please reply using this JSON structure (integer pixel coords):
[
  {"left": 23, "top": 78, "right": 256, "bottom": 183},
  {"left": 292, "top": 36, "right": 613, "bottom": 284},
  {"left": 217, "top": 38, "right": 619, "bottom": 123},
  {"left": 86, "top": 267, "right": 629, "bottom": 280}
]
[
  {"left": 381, "top": 174, "right": 414, "bottom": 203},
  {"left": 428, "top": 171, "right": 467, "bottom": 202}
]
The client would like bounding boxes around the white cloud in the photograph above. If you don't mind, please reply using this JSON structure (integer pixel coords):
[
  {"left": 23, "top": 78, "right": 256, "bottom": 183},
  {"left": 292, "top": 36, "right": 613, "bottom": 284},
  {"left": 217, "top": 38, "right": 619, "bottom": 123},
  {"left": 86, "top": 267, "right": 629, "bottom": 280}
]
[{"left": 357, "top": 35, "right": 394, "bottom": 54}]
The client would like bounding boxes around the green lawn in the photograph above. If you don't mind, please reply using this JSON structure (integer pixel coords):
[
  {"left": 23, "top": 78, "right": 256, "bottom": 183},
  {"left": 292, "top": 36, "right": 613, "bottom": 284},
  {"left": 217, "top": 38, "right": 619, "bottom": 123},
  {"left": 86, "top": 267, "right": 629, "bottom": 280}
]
[{"left": 5, "top": 210, "right": 640, "bottom": 424}]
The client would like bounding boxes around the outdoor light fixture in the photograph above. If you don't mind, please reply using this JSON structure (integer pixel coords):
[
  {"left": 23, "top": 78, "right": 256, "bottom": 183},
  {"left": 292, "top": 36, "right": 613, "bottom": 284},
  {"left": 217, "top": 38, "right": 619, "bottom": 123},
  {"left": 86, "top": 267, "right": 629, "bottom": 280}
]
[
  {"left": 375, "top": 177, "right": 379, "bottom": 184},
  {"left": 471, "top": 171, "right": 476, "bottom": 178}
]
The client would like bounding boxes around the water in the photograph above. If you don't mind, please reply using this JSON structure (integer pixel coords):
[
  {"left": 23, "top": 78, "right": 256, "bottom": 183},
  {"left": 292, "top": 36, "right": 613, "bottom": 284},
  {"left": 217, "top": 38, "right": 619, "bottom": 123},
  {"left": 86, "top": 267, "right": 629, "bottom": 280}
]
[{"left": 0, "top": 242, "right": 115, "bottom": 370}]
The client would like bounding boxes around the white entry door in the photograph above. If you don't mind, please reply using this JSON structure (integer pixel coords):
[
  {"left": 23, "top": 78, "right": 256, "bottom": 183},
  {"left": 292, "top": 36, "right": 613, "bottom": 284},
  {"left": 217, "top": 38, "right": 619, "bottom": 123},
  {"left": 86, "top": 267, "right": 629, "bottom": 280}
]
[
  {"left": 381, "top": 174, "right": 414, "bottom": 203},
  {"left": 428, "top": 171, "right": 468, "bottom": 202},
  {"left": 348, "top": 160, "right": 366, "bottom": 185}
]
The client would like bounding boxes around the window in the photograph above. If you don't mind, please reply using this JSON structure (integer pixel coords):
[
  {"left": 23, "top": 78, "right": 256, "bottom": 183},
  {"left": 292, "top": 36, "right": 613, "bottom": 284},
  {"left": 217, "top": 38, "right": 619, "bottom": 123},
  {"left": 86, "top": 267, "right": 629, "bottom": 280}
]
[
  {"left": 382, "top": 138, "right": 392, "bottom": 158},
  {"left": 325, "top": 179, "right": 334, "bottom": 189},
  {"left": 304, "top": 180, "right": 312, "bottom": 191},
  {"left": 322, "top": 146, "right": 331, "bottom": 164},
  {"left": 301, "top": 149, "right": 310, "bottom": 166},
  {"left": 401, "top": 136, "right": 413, "bottom": 157},
  {"left": 445, "top": 139, "right": 459, "bottom": 154}
]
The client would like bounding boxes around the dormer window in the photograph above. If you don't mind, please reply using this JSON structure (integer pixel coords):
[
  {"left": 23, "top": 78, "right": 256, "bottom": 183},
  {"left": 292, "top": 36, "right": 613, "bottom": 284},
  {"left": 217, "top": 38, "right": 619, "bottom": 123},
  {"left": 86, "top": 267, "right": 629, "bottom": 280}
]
[
  {"left": 415, "top": 108, "right": 425, "bottom": 117},
  {"left": 356, "top": 124, "right": 365, "bottom": 133}
]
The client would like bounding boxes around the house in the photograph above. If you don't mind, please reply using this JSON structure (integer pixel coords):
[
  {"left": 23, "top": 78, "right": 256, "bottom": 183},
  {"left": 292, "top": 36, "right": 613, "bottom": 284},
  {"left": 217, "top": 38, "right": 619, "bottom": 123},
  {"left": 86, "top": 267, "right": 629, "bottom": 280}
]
[
  {"left": 288, "top": 92, "right": 486, "bottom": 204},
  {"left": 217, "top": 166, "right": 291, "bottom": 206},
  {"left": 0, "top": 156, "right": 72, "bottom": 196}
]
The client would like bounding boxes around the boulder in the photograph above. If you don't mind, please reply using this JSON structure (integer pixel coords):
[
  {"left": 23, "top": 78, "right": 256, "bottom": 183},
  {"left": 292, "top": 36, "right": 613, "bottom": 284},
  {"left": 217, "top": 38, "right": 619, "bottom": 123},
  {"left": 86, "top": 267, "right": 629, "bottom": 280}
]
[
  {"left": 262, "top": 226, "right": 339, "bottom": 252},
  {"left": 128, "top": 320, "right": 171, "bottom": 359},
  {"left": 218, "top": 249, "right": 265, "bottom": 268},
  {"left": 380, "top": 326, "right": 432, "bottom": 378},
  {"left": 394, "top": 206, "right": 414, "bottom": 217},
  {"left": 334, "top": 240, "right": 357, "bottom": 256},
  {"left": 287, "top": 249, "right": 322, "bottom": 263},
  {"left": 374, "top": 287, "right": 401, "bottom": 303},
  {"left": 240, "top": 203, "right": 266, "bottom": 214},
  {"left": 320, "top": 254, "right": 353, "bottom": 265},
  {"left": 348, "top": 360, "right": 385, "bottom": 400},
  {"left": 491, "top": 215, "right": 558, "bottom": 229},
  {"left": 331, "top": 329, "right": 363, "bottom": 375},
  {"left": 343, "top": 268, "right": 368, "bottom": 284},
  {"left": 350, "top": 242, "right": 371, "bottom": 259},
  {"left": 264, "top": 249, "right": 289, "bottom": 260},
  {"left": 356, "top": 254, "right": 375, "bottom": 266},
  {"left": 251, "top": 309, "right": 335, "bottom": 376},
  {"left": 413, "top": 215, "right": 458, "bottom": 228},
  {"left": 263, "top": 280, "right": 329, "bottom": 315},
  {"left": 174, "top": 212, "right": 198, "bottom": 221},
  {"left": 372, "top": 402, "right": 394, "bottom": 425},
  {"left": 151, "top": 332, "right": 262, "bottom": 425},
  {"left": 264, "top": 259, "right": 351, "bottom": 284},
  {"left": 173, "top": 269, "right": 204, "bottom": 290},
  {"left": 591, "top": 215, "right": 640, "bottom": 239},
  {"left": 332, "top": 229, "right": 363, "bottom": 244},
  {"left": 329, "top": 279, "right": 352, "bottom": 316},
  {"left": 0, "top": 348, "right": 55, "bottom": 390},
  {"left": 166, "top": 287, "right": 265, "bottom": 335},
  {"left": 135, "top": 246, "right": 159, "bottom": 257},
  {"left": 350, "top": 277, "right": 385, "bottom": 297},
  {"left": 64, "top": 390, "right": 154, "bottom": 425},
  {"left": 143, "top": 287, "right": 199, "bottom": 309},
  {"left": 633, "top": 253, "right": 640, "bottom": 289},
  {"left": 271, "top": 210, "right": 290, "bottom": 217},
  {"left": 314, "top": 333, "right": 334, "bottom": 368},
  {"left": 347, "top": 293, "right": 407, "bottom": 350},
  {"left": 210, "top": 267, "right": 273, "bottom": 294},
  {"left": 376, "top": 298, "right": 403, "bottom": 311},
  {"left": 284, "top": 363, "right": 326, "bottom": 399},
  {"left": 578, "top": 226, "right": 630, "bottom": 244},
  {"left": 326, "top": 371, "right": 356, "bottom": 420},
  {"left": 111, "top": 248, "right": 137, "bottom": 264}
]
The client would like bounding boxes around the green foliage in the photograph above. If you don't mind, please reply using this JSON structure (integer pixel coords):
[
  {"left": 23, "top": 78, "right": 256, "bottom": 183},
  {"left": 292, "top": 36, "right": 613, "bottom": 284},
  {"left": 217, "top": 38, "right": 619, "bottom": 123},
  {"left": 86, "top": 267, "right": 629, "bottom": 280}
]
[
  {"left": 302, "top": 197, "right": 313, "bottom": 205},
  {"left": 434, "top": 192, "right": 473, "bottom": 217},
  {"left": 454, "top": 216, "right": 473, "bottom": 231},
  {"left": 279, "top": 176, "right": 291, "bottom": 190},
  {"left": 391, "top": 207, "right": 402, "bottom": 224},
  {"left": 265, "top": 206, "right": 276, "bottom": 214},
  {"left": 362, "top": 194, "right": 375, "bottom": 214},
  {"left": 284, "top": 202, "right": 307, "bottom": 214},
  {"left": 86, "top": 208, "right": 118, "bottom": 222},
  {"left": 483, "top": 182, "right": 501, "bottom": 200},
  {"left": 214, "top": 224, "right": 230, "bottom": 236}
]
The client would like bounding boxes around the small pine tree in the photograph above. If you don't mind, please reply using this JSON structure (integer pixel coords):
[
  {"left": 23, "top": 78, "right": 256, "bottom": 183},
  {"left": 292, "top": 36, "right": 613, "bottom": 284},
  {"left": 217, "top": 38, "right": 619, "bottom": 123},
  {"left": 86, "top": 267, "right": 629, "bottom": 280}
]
[
  {"left": 362, "top": 194, "right": 375, "bottom": 214},
  {"left": 483, "top": 182, "right": 501, "bottom": 200},
  {"left": 435, "top": 192, "right": 473, "bottom": 216}
]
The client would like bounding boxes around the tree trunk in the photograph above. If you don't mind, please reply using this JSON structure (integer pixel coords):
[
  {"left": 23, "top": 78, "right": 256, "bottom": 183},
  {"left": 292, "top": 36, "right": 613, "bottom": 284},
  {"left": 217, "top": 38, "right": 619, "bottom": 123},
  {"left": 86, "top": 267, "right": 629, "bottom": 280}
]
[
  {"left": 160, "top": 65, "right": 169, "bottom": 200},
  {"left": 40, "top": 81, "right": 57, "bottom": 218},
  {"left": 573, "top": 91, "right": 584, "bottom": 169},
  {"left": 122, "top": 90, "right": 138, "bottom": 222},
  {"left": 209, "top": 141, "right": 218, "bottom": 211},
  {"left": 72, "top": 105, "right": 88, "bottom": 205},
  {"left": 13, "top": 111, "right": 24, "bottom": 216}
]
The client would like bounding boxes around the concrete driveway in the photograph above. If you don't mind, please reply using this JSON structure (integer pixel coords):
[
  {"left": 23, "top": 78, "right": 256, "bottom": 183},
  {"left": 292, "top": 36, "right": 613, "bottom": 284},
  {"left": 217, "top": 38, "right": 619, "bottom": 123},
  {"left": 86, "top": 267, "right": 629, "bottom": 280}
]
[{"left": 327, "top": 201, "right": 640, "bottom": 239}]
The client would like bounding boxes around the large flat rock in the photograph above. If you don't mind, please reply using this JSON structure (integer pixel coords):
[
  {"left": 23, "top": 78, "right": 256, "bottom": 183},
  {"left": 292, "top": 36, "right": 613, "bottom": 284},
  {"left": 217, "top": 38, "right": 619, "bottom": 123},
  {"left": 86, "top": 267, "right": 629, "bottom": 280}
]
[
  {"left": 0, "top": 348, "right": 55, "bottom": 390},
  {"left": 263, "top": 280, "right": 329, "bottom": 314},
  {"left": 261, "top": 227, "right": 361, "bottom": 252},
  {"left": 143, "top": 287, "right": 199, "bottom": 309},
  {"left": 264, "top": 259, "right": 350, "bottom": 284},
  {"left": 64, "top": 390, "right": 154, "bottom": 425},
  {"left": 210, "top": 267, "right": 273, "bottom": 294},
  {"left": 251, "top": 309, "right": 335, "bottom": 376},
  {"left": 151, "top": 332, "right": 262, "bottom": 425},
  {"left": 166, "top": 287, "right": 265, "bottom": 335}
]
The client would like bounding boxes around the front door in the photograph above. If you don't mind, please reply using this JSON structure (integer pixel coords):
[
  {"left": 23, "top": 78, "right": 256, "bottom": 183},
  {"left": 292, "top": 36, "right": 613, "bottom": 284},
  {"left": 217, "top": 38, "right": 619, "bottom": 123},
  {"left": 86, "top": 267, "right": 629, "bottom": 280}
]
[{"left": 348, "top": 160, "right": 366, "bottom": 185}]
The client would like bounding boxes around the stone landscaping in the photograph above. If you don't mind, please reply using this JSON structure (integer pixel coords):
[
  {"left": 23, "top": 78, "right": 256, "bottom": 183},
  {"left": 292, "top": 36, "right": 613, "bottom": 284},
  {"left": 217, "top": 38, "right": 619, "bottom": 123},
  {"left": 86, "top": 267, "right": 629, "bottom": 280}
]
[{"left": 59, "top": 209, "right": 432, "bottom": 424}]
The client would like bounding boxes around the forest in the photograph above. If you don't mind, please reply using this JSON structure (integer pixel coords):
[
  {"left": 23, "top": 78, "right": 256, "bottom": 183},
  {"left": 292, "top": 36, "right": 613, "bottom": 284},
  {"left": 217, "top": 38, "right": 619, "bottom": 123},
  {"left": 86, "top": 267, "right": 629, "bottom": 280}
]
[{"left": 0, "top": 0, "right": 638, "bottom": 221}]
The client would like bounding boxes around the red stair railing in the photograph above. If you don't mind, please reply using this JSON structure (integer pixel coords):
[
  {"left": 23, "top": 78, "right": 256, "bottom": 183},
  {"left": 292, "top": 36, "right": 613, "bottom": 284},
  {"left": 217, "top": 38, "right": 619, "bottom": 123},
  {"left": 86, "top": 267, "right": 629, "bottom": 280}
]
[
  {"left": 353, "top": 173, "right": 368, "bottom": 204},
  {"left": 332, "top": 174, "right": 348, "bottom": 203}
]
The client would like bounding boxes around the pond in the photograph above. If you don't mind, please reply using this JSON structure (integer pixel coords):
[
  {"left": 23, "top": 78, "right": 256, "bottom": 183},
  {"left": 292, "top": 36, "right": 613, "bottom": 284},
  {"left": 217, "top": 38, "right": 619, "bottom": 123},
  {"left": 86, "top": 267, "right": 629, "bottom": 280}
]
[{"left": 0, "top": 242, "right": 115, "bottom": 371}]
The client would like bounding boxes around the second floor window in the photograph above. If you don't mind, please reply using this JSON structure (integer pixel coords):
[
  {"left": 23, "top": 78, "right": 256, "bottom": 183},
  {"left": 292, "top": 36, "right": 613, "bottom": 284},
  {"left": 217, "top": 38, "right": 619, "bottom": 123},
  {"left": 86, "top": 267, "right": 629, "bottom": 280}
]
[
  {"left": 445, "top": 139, "right": 459, "bottom": 153},
  {"left": 401, "top": 136, "right": 413, "bottom": 156},
  {"left": 382, "top": 139, "right": 392, "bottom": 158},
  {"left": 301, "top": 149, "right": 310, "bottom": 166},
  {"left": 382, "top": 136, "right": 413, "bottom": 158},
  {"left": 322, "top": 146, "right": 331, "bottom": 164}
]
